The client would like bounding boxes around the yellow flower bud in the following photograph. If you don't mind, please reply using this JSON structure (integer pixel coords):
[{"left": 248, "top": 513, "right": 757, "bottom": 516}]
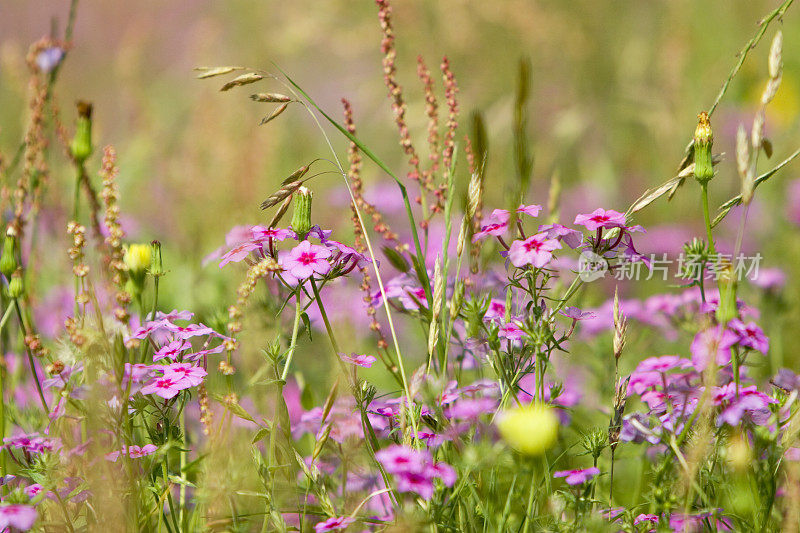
[
  {"left": 124, "top": 244, "right": 152, "bottom": 275},
  {"left": 496, "top": 403, "right": 559, "bottom": 456}
]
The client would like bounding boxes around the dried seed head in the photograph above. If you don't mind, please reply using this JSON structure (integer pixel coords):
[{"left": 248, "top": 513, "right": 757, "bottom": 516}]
[
  {"left": 769, "top": 31, "right": 783, "bottom": 81},
  {"left": 737, "top": 125, "right": 754, "bottom": 205},
  {"left": 612, "top": 288, "right": 627, "bottom": 360},
  {"left": 250, "top": 92, "right": 292, "bottom": 103},
  {"left": 219, "top": 72, "right": 263, "bottom": 91}
]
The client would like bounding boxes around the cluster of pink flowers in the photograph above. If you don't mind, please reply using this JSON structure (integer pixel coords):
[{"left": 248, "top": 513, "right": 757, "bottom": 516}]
[
  {"left": 214, "top": 224, "right": 370, "bottom": 285},
  {"left": 375, "top": 445, "right": 456, "bottom": 499},
  {"left": 105, "top": 444, "right": 158, "bottom": 462}
]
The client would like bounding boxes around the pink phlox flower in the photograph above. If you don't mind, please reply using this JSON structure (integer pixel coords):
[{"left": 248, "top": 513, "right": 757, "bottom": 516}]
[
  {"left": 140, "top": 375, "right": 190, "bottom": 399},
  {"left": 516, "top": 203, "right": 543, "bottom": 217},
  {"left": 472, "top": 209, "right": 511, "bottom": 242},
  {"left": 573, "top": 208, "right": 627, "bottom": 231},
  {"left": 538, "top": 223, "right": 583, "bottom": 249},
  {"left": 305, "top": 226, "right": 333, "bottom": 241},
  {"left": 498, "top": 321, "right": 525, "bottom": 341},
  {"left": 183, "top": 343, "right": 225, "bottom": 362},
  {"left": 314, "top": 516, "right": 355, "bottom": 532},
  {"left": 340, "top": 353, "right": 377, "bottom": 368},
  {"left": 443, "top": 397, "right": 498, "bottom": 420},
  {"left": 4, "top": 434, "right": 60, "bottom": 455},
  {"left": 250, "top": 225, "right": 294, "bottom": 243},
  {"left": 560, "top": 306, "right": 596, "bottom": 321},
  {"left": 507, "top": 233, "right": 561, "bottom": 268},
  {"left": 163, "top": 322, "right": 214, "bottom": 340},
  {"left": 634, "top": 513, "right": 659, "bottom": 525},
  {"left": 160, "top": 363, "right": 207, "bottom": 387},
  {"left": 219, "top": 241, "right": 262, "bottom": 268},
  {"left": 153, "top": 339, "right": 192, "bottom": 362},
  {"left": 0, "top": 504, "right": 37, "bottom": 531},
  {"left": 729, "top": 319, "right": 769, "bottom": 354},
  {"left": 690, "top": 326, "right": 739, "bottom": 371},
  {"left": 553, "top": 467, "right": 600, "bottom": 485},
  {"left": 42, "top": 363, "right": 83, "bottom": 389},
  {"left": 280, "top": 240, "right": 332, "bottom": 279},
  {"left": 483, "top": 298, "right": 507, "bottom": 323}
]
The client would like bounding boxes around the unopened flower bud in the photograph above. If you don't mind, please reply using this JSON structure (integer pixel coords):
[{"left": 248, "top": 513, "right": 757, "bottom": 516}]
[
  {"left": 8, "top": 269, "right": 24, "bottom": 299},
  {"left": 70, "top": 101, "right": 93, "bottom": 164},
  {"left": 150, "top": 240, "right": 164, "bottom": 277},
  {"left": 291, "top": 186, "right": 313, "bottom": 240},
  {"left": 0, "top": 230, "right": 18, "bottom": 278},
  {"left": 693, "top": 112, "right": 714, "bottom": 185}
]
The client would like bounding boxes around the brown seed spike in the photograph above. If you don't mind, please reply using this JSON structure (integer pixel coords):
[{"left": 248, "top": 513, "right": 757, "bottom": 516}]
[{"left": 219, "top": 72, "right": 263, "bottom": 91}]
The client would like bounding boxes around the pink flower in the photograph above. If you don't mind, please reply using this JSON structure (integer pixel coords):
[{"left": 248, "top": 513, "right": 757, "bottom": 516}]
[
  {"left": 219, "top": 241, "right": 261, "bottom": 268},
  {"left": 280, "top": 240, "right": 332, "bottom": 279},
  {"left": 250, "top": 225, "right": 294, "bottom": 242},
  {"left": 553, "top": 467, "right": 600, "bottom": 485},
  {"left": 729, "top": 319, "right": 769, "bottom": 354},
  {"left": 538, "top": 223, "right": 583, "bottom": 249},
  {"left": 560, "top": 307, "right": 596, "bottom": 320},
  {"left": 573, "top": 208, "right": 627, "bottom": 231},
  {"left": 129, "top": 444, "right": 158, "bottom": 458},
  {"left": 690, "top": 326, "right": 739, "bottom": 371},
  {"left": 140, "top": 376, "right": 189, "bottom": 399},
  {"left": 507, "top": 233, "right": 561, "bottom": 268},
  {"left": 634, "top": 514, "right": 659, "bottom": 525},
  {"left": 0, "top": 504, "right": 37, "bottom": 531},
  {"left": 24, "top": 484, "right": 44, "bottom": 499},
  {"left": 161, "top": 363, "right": 207, "bottom": 387},
  {"left": 340, "top": 353, "right": 377, "bottom": 368},
  {"left": 314, "top": 516, "right": 354, "bottom": 532},
  {"left": 498, "top": 322, "right": 525, "bottom": 341},
  {"left": 153, "top": 340, "right": 191, "bottom": 362},
  {"left": 483, "top": 299, "right": 507, "bottom": 322}
]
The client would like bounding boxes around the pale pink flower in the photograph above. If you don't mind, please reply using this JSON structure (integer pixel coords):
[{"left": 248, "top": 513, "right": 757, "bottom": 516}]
[
  {"left": 340, "top": 353, "right": 377, "bottom": 368},
  {"left": 0, "top": 504, "right": 37, "bottom": 531},
  {"left": 161, "top": 363, "right": 207, "bottom": 387},
  {"left": 573, "top": 208, "right": 627, "bottom": 231}
]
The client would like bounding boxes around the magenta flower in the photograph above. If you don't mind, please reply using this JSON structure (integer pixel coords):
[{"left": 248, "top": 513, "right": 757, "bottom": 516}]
[
  {"left": 507, "top": 233, "right": 561, "bottom": 268},
  {"left": 140, "top": 376, "right": 190, "bottom": 399},
  {"left": 729, "top": 319, "right": 769, "bottom": 354},
  {"left": 553, "top": 467, "right": 600, "bottom": 485},
  {"left": 161, "top": 363, "right": 207, "bottom": 387},
  {"left": 25, "top": 484, "right": 44, "bottom": 499},
  {"left": 573, "top": 208, "right": 627, "bottom": 231},
  {"left": 340, "top": 353, "right": 377, "bottom": 368},
  {"left": 634, "top": 513, "right": 659, "bottom": 525},
  {"left": 483, "top": 299, "right": 507, "bottom": 322},
  {"left": 376, "top": 445, "right": 456, "bottom": 499},
  {"left": 153, "top": 339, "right": 191, "bottom": 362},
  {"left": 280, "top": 240, "right": 332, "bottom": 279},
  {"left": 106, "top": 444, "right": 158, "bottom": 462},
  {"left": 314, "top": 516, "right": 355, "bottom": 532},
  {"left": 498, "top": 322, "right": 525, "bottom": 341},
  {"left": 0, "top": 504, "right": 37, "bottom": 531}
]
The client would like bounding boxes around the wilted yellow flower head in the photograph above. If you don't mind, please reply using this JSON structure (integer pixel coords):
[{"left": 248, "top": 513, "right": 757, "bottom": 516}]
[
  {"left": 496, "top": 403, "right": 559, "bottom": 456},
  {"left": 124, "top": 244, "right": 152, "bottom": 275}
]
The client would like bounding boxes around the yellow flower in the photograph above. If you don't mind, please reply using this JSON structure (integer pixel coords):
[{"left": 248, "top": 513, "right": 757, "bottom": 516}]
[
  {"left": 124, "top": 244, "right": 152, "bottom": 275},
  {"left": 496, "top": 403, "right": 558, "bottom": 456}
]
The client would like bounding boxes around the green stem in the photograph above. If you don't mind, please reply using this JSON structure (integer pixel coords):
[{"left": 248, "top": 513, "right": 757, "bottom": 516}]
[
  {"left": 700, "top": 183, "right": 716, "bottom": 254},
  {"left": 13, "top": 299, "right": 48, "bottom": 412},
  {"left": 0, "top": 304, "right": 13, "bottom": 475},
  {"left": 280, "top": 292, "right": 303, "bottom": 381}
]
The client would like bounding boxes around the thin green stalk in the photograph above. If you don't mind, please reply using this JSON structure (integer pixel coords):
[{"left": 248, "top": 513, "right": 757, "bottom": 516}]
[
  {"left": 0, "top": 304, "right": 13, "bottom": 475},
  {"left": 280, "top": 293, "right": 303, "bottom": 381},
  {"left": 700, "top": 183, "right": 716, "bottom": 254},
  {"left": 13, "top": 299, "right": 48, "bottom": 412}
]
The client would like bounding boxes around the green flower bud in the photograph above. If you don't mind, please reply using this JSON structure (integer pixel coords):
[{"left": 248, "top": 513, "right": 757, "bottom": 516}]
[
  {"left": 8, "top": 270, "right": 24, "bottom": 299},
  {"left": 291, "top": 186, "right": 313, "bottom": 240},
  {"left": 0, "top": 230, "right": 18, "bottom": 278},
  {"left": 715, "top": 259, "right": 738, "bottom": 324},
  {"left": 693, "top": 112, "right": 714, "bottom": 185},
  {"left": 70, "top": 101, "right": 93, "bottom": 164},
  {"left": 150, "top": 240, "right": 164, "bottom": 278}
]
